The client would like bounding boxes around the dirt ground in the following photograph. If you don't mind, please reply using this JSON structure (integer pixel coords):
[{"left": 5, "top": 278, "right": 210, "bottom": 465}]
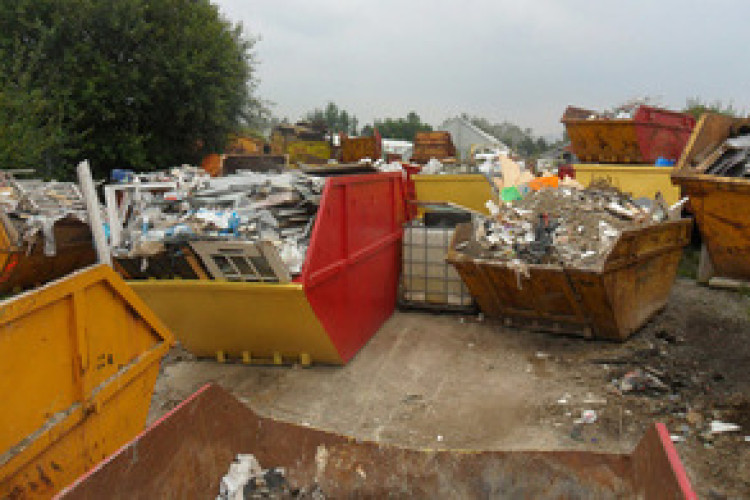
[{"left": 150, "top": 278, "right": 750, "bottom": 499}]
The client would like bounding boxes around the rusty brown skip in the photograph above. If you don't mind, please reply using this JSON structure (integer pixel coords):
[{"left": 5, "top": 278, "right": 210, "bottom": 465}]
[
  {"left": 411, "top": 132, "right": 457, "bottom": 165},
  {"left": 57, "top": 384, "right": 695, "bottom": 500},
  {"left": 447, "top": 220, "right": 691, "bottom": 341},
  {"left": 0, "top": 217, "right": 96, "bottom": 296},
  {"left": 672, "top": 113, "right": 750, "bottom": 281},
  {"left": 340, "top": 136, "right": 380, "bottom": 164}
]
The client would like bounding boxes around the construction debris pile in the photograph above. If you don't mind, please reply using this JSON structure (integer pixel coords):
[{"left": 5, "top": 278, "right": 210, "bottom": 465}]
[
  {"left": 415, "top": 158, "right": 477, "bottom": 175},
  {"left": 109, "top": 166, "right": 324, "bottom": 277},
  {"left": 570, "top": 99, "right": 656, "bottom": 121},
  {"left": 457, "top": 184, "right": 673, "bottom": 267},
  {"left": 217, "top": 454, "right": 325, "bottom": 500},
  {"left": 0, "top": 173, "right": 88, "bottom": 256},
  {"left": 699, "top": 133, "right": 750, "bottom": 178}
]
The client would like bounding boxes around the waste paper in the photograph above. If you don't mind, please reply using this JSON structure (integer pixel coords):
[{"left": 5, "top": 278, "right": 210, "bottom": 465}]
[{"left": 217, "top": 454, "right": 325, "bottom": 499}]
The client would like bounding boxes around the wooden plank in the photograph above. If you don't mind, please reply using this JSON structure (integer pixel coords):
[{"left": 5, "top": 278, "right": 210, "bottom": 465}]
[
  {"left": 696, "top": 242, "right": 715, "bottom": 285},
  {"left": 695, "top": 144, "right": 728, "bottom": 173},
  {"left": 183, "top": 251, "right": 209, "bottom": 280},
  {"left": 707, "top": 276, "right": 750, "bottom": 290},
  {"left": 676, "top": 113, "right": 750, "bottom": 172},
  {"left": 111, "top": 259, "right": 132, "bottom": 279}
]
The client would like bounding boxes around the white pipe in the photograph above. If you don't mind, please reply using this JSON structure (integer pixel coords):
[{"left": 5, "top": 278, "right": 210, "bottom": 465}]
[
  {"left": 104, "top": 186, "right": 121, "bottom": 249},
  {"left": 77, "top": 160, "right": 111, "bottom": 265}
]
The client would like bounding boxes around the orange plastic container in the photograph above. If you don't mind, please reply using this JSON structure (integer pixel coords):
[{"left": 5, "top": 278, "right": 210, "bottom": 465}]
[{"left": 528, "top": 175, "right": 560, "bottom": 191}]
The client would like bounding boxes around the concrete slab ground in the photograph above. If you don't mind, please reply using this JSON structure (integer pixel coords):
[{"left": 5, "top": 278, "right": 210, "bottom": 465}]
[
  {"left": 150, "top": 279, "right": 750, "bottom": 498},
  {"left": 152, "top": 311, "right": 574, "bottom": 451}
]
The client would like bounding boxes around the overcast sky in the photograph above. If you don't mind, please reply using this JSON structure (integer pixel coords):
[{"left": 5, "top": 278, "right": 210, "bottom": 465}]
[{"left": 214, "top": 0, "right": 749, "bottom": 138}]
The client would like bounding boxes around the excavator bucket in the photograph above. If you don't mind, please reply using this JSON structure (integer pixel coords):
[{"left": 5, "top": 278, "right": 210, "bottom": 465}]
[
  {"left": 0, "top": 265, "right": 173, "bottom": 499},
  {"left": 59, "top": 384, "right": 696, "bottom": 499},
  {"left": 128, "top": 173, "right": 405, "bottom": 365}
]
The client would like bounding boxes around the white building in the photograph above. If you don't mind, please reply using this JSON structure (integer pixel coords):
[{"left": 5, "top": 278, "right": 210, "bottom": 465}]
[{"left": 439, "top": 116, "right": 510, "bottom": 161}]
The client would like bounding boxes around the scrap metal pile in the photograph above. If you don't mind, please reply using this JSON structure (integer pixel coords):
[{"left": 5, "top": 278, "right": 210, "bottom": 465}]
[
  {"left": 109, "top": 166, "right": 324, "bottom": 277},
  {"left": 459, "top": 184, "right": 673, "bottom": 267}
]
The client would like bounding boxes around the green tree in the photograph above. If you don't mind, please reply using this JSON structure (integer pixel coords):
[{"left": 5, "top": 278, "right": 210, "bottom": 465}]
[
  {"left": 518, "top": 136, "right": 536, "bottom": 157},
  {"left": 305, "top": 102, "right": 359, "bottom": 135},
  {"left": 0, "top": 0, "right": 261, "bottom": 179},
  {"left": 0, "top": 83, "right": 69, "bottom": 178},
  {"left": 683, "top": 97, "right": 740, "bottom": 120},
  {"left": 366, "top": 112, "right": 432, "bottom": 141},
  {"left": 0, "top": 42, "right": 72, "bottom": 176}
]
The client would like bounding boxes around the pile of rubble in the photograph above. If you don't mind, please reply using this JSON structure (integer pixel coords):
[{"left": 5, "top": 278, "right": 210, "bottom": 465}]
[
  {"left": 108, "top": 167, "right": 324, "bottom": 275},
  {"left": 458, "top": 184, "right": 675, "bottom": 267},
  {"left": 217, "top": 454, "right": 324, "bottom": 500}
]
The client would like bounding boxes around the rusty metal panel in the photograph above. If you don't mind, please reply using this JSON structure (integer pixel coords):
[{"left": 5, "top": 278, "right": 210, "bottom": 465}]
[
  {"left": 340, "top": 136, "right": 380, "bottom": 163},
  {"left": 411, "top": 132, "right": 456, "bottom": 164},
  {"left": 59, "top": 384, "right": 669, "bottom": 499},
  {"left": 0, "top": 217, "right": 96, "bottom": 295},
  {"left": 632, "top": 424, "right": 698, "bottom": 499},
  {"left": 569, "top": 221, "right": 688, "bottom": 341},
  {"left": 448, "top": 220, "right": 691, "bottom": 341}
]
